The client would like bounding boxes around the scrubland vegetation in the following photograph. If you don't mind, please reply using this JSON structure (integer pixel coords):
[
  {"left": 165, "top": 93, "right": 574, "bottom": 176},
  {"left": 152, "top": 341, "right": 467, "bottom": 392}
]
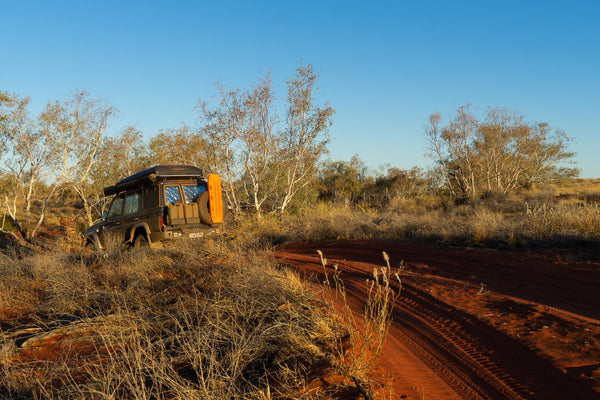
[
  {"left": 1, "top": 239, "right": 394, "bottom": 399},
  {"left": 2, "top": 64, "right": 598, "bottom": 398},
  {"left": 0, "top": 64, "right": 585, "bottom": 243},
  {"left": 230, "top": 179, "right": 600, "bottom": 255},
  {"left": 2, "top": 177, "right": 597, "bottom": 398},
  {"left": 1, "top": 175, "right": 597, "bottom": 399}
]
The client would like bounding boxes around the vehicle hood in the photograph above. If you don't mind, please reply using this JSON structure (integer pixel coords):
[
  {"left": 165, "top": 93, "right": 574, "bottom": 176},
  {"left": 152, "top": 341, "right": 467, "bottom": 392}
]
[{"left": 84, "top": 220, "right": 107, "bottom": 236}]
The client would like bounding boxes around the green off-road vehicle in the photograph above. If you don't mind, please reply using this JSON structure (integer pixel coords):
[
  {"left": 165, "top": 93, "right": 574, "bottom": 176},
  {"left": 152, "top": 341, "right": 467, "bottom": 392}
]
[{"left": 83, "top": 165, "right": 225, "bottom": 250}]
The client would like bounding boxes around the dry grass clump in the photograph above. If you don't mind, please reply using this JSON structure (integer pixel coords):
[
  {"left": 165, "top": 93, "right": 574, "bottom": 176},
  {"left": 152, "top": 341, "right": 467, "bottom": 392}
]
[
  {"left": 226, "top": 205, "right": 380, "bottom": 247},
  {"left": 315, "top": 250, "right": 401, "bottom": 399},
  {"left": 322, "top": 252, "right": 397, "bottom": 373},
  {"left": 293, "top": 204, "right": 379, "bottom": 241},
  {"left": 384, "top": 198, "right": 599, "bottom": 249},
  {"left": 386, "top": 193, "right": 444, "bottom": 213},
  {"left": 552, "top": 178, "right": 600, "bottom": 204},
  {"left": 227, "top": 180, "right": 600, "bottom": 253},
  {"left": 523, "top": 202, "right": 600, "bottom": 242},
  {"left": 0, "top": 244, "right": 343, "bottom": 399}
]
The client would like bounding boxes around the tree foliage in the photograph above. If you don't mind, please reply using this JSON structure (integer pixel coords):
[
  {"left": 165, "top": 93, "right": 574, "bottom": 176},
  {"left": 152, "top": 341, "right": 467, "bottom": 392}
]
[
  {"left": 0, "top": 90, "right": 12, "bottom": 131},
  {"left": 280, "top": 64, "right": 334, "bottom": 212},
  {"left": 148, "top": 124, "right": 207, "bottom": 168},
  {"left": 0, "top": 95, "right": 58, "bottom": 239},
  {"left": 426, "top": 104, "right": 578, "bottom": 199},
  {"left": 0, "top": 90, "right": 118, "bottom": 239},
  {"left": 0, "top": 67, "right": 334, "bottom": 236},
  {"left": 317, "top": 156, "right": 429, "bottom": 207},
  {"left": 318, "top": 155, "right": 368, "bottom": 204},
  {"left": 197, "top": 84, "right": 246, "bottom": 213},
  {"left": 197, "top": 64, "right": 334, "bottom": 215},
  {"left": 39, "top": 90, "right": 117, "bottom": 225},
  {"left": 4, "top": 78, "right": 585, "bottom": 240}
]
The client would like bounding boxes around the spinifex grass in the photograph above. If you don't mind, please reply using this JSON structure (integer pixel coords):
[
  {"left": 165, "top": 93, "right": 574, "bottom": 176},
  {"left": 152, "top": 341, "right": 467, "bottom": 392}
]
[{"left": 0, "top": 244, "right": 343, "bottom": 399}]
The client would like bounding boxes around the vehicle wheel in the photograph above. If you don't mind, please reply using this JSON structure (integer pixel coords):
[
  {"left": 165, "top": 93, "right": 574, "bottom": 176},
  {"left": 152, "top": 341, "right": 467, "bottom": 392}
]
[
  {"left": 133, "top": 233, "right": 149, "bottom": 249},
  {"left": 197, "top": 191, "right": 213, "bottom": 225},
  {"left": 84, "top": 240, "right": 96, "bottom": 255}
]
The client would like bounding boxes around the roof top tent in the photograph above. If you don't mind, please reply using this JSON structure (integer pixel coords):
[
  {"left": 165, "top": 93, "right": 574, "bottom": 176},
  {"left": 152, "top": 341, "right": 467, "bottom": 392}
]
[{"left": 103, "top": 165, "right": 205, "bottom": 196}]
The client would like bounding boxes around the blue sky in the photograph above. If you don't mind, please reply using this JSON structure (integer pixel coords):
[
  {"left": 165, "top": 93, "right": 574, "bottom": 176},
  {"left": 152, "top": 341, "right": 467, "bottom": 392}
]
[{"left": 2, "top": 0, "right": 599, "bottom": 177}]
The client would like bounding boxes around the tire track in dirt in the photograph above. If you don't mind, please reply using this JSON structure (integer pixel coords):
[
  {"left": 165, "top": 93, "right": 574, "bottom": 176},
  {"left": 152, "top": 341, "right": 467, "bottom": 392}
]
[
  {"left": 304, "top": 240, "right": 600, "bottom": 320},
  {"left": 275, "top": 241, "right": 600, "bottom": 400},
  {"left": 345, "top": 274, "right": 523, "bottom": 399}
]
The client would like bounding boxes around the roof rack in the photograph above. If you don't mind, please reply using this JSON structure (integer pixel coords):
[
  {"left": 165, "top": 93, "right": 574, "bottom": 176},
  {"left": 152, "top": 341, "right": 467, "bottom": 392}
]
[{"left": 103, "top": 165, "right": 204, "bottom": 196}]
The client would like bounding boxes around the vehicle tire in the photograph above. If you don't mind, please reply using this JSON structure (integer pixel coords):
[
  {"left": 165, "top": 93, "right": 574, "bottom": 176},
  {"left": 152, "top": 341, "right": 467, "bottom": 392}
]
[
  {"left": 133, "top": 233, "right": 149, "bottom": 249},
  {"left": 84, "top": 240, "right": 96, "bottom": 255},
  {"left": 221, "top": 195, "right": 229, "bottom": 220},
  {"left": 197, "top": 191, "right": 213, "bottom": 225}
]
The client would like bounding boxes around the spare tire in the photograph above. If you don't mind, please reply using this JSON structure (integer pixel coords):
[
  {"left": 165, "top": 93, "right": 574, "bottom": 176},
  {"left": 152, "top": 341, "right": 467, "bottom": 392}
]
[{"left": 197, "top": 191, "right": 213, "bottom": 225}]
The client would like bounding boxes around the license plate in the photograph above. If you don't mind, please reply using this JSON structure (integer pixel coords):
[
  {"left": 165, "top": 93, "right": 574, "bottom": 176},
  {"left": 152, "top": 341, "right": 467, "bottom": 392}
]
[{"left": 189, "top": 232, "right": 203, "bottom": 239}]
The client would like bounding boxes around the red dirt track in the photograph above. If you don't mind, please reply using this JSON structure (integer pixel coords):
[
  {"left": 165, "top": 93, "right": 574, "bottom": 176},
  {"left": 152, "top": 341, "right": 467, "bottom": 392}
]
[{"left": 275, "top": 240, "right": 600, "bottom": 400}]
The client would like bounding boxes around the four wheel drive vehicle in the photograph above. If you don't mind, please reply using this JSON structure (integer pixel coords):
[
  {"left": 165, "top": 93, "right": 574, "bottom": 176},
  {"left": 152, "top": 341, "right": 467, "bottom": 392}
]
[{"left": 83, "top": 165, "right": 226, "bottom": 250}]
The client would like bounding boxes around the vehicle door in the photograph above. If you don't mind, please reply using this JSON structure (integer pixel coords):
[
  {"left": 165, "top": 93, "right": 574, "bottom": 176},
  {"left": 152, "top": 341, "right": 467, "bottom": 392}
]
[
  {"left": 99, "top": 195, "right": 126, "bottom": 247},
  {"left": 163, "top": 184, "right": 185, "bottom": 225},
  {"left": 120, "top": 191, "right": 142, "bottom": 241}
]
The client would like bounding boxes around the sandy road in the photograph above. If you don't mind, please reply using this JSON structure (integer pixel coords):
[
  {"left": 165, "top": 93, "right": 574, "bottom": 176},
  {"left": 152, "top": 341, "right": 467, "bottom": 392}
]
[{"left": 275, "top": 240, "right": 600, "bottom": 400}]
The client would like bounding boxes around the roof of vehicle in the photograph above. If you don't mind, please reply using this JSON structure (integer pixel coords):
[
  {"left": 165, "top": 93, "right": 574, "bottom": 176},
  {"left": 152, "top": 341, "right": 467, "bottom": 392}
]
[{"left": 103, "top": 165, "right": 204, "bottom": 196}]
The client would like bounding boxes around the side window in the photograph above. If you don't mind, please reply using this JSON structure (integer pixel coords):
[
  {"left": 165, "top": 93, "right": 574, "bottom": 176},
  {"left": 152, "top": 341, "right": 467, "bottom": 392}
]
[
  {"left": 182, "top": 184, "right": 207, "bottom": 203},
  {"left": 143, "top": 186, "right": 158, "bottom": 209},
  {"left": 124, "top": 192, "right": 140, "bottom": 215},
  {"left": 107, "top": 197, "right": 124, "bottom": 218},
  {"left": 165, "top": 185, "right": 182, "bottom": 205}
]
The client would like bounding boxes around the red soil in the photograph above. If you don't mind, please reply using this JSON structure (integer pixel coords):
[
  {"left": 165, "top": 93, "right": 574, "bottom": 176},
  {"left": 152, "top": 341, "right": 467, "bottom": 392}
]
[{"left": 275, "top": 240, "right": 600, "bottom": 400}]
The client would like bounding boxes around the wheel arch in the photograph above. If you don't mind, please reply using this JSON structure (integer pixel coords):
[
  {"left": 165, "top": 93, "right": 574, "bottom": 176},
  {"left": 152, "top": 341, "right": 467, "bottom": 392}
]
[
  {"left": 127, "top": 223, "right": 152, "bottom": 245},
  {"left": 84, "top": 233, "right": 103, "bottom": 251}
]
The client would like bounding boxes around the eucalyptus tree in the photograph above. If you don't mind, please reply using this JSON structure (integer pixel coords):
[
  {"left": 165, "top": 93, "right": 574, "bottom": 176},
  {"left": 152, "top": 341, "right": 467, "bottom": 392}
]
[
  {"left": 197, "top": 65, "right": 334, "bottom": 215},
  {"left": 148, "top": 124, "right": 207, "bottom": 168},
  {"left": 89, "top": 125, "right": 146, "bottom": 217},
  {"left": 279, "top": 64, "right": 334, "bottom": 213},
  {"left": 425, "top": 105, "right": 578, "bottom": 199},
  {"left": 0, "top": 95, "right": 58, "bottom": 239},
  {"left": 197, "top": 85, "right": 246, "bottom": 214},
  {"left": 239, "top": 75, "right": 280, "bottom": 216},
  {"left": 40, "top": 90, "right": 117, "bottom": 225}
]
